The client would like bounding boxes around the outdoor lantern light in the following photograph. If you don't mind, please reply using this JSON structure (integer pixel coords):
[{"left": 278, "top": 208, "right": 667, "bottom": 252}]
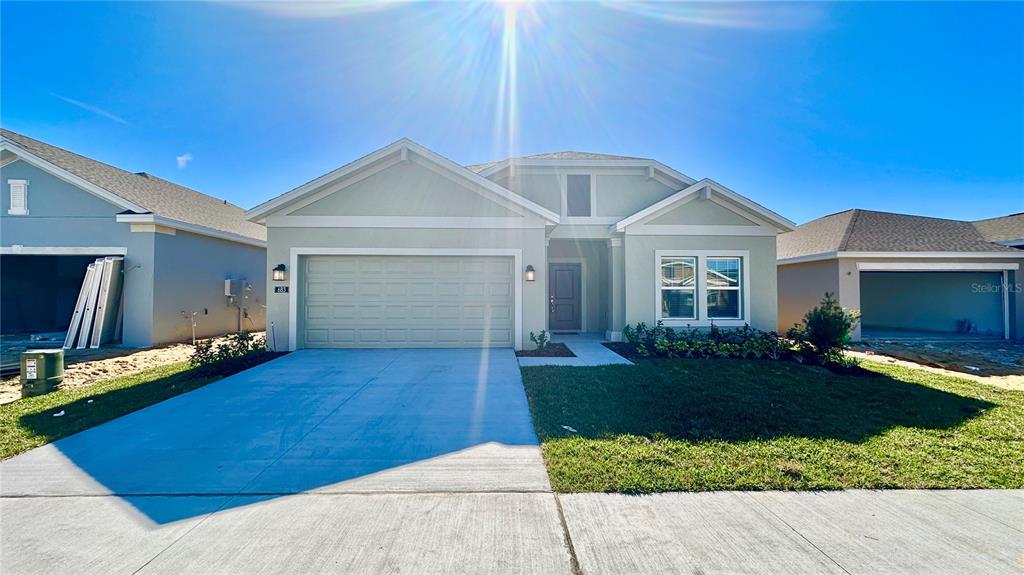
[
  {"left": 272, "top": 264, "right": 287, "bottom": 281},
  {"left": 525, "top": 265, "right": 535, "bottom": 282}
]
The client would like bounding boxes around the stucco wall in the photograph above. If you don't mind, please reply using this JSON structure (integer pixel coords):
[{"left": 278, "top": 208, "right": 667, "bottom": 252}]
[
  {"left": 547, "top": 239, "right": 609, "bottom": 333},
  {"left": 292, "top": 162, "right": 521, "bottom": 217},
  {"left": 776, "top": 260, "right": 840, "bottom": 332},
  {"left": 623, "top": 235, "right": 778, "bottom": 332},
  {"left": 264, "top": 227, "right": 546, "bottom": 351},
  {"left": 595, "top": 175, "right": 676, "bottom": 217},
  {"left": 152, "top": 229, "right": 267, "bottom": 344},
  {"left": 1, "top": 160, "right": 157, "bottom": 346},
  {"left": 492, "top": 173, "right": 561, "bottom": 213}
]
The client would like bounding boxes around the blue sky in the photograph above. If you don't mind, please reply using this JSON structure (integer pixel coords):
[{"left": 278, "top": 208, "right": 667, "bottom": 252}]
[{"left": 2, "top": 1, "right": 1021, "bottom": 223}]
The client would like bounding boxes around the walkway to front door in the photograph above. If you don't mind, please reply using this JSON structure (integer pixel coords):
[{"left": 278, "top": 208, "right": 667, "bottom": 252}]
[{"left": 549, "top": 262, "right": 581, "bottom": 332}]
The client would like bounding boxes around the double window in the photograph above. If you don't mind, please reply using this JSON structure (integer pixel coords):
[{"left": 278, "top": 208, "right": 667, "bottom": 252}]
[{"left": 658, "top": 252, "right": 747, "bottom": 324}]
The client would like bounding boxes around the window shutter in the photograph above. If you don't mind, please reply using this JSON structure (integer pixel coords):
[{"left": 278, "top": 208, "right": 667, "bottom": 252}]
[{"left": 8, "top": 180, "right": 28, "bottom": 215}]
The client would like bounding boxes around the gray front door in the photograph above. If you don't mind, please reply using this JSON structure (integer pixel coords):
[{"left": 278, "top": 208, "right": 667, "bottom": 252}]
[{"left": 549, "top": 263, "right": 581, "bottom": 332}]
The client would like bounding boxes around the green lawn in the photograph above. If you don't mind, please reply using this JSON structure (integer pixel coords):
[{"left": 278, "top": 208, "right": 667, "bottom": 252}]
[
  {"left": 0, "top": 353, "right": 282, "bottom": 460},
  {"left": 522, "top": 358, "right": 1024, "bottom": 492}
]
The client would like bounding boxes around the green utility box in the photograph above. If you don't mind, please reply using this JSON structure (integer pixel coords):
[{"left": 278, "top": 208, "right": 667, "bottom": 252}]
[{"left": 21, "top": 349, "right": 65, "bottom": 398}]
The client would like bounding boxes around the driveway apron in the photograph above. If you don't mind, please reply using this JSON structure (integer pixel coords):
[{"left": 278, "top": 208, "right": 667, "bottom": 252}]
[{"left": 0, "top": 349, "right": 572, "bottom": 575}]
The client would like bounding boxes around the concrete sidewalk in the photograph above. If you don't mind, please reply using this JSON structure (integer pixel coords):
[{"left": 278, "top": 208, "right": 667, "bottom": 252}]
[{"left": 560, "top": 490, "right": 1024, "bottom": 575}]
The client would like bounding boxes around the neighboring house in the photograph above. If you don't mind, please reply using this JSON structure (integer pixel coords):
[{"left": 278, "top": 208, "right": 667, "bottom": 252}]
[
  {"left": 777, "top": 209, "right": 1023, "bottom": 341},
  {"left": 0, "top": 129, "right": 267, "bottom": 347},
  {"left": 247, "top": 139, "right": 795, "bottom": 351}
]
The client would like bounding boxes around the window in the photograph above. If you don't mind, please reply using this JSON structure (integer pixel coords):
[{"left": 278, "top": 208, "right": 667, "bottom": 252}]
[
  {"left": 660, "top": 256, "right": 696, "bottom": 319},
  {"left": 7, "top": 179, "right": 28, "bottom": 215},
  {"left": 566, "top": 174, "right": 591, "bottom": 217},
  {"left": 655, "top": 252, "right": 747, "bottom": 325},
  {"left": 706, "top": 257, "right": 741, "bottom": 319}
]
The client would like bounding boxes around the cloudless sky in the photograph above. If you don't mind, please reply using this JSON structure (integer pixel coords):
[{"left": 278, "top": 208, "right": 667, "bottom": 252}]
[{"left": 2, "top": 1, "right": 1021, "bottom": 223}]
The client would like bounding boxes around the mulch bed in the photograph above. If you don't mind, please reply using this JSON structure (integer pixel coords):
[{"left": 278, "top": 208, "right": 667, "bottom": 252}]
[
  {"left": 605, "top": 341, "right": 880, "bottom": 377},
  {"left": 516, "top": 343, "right": 576, "bottom": 358}
]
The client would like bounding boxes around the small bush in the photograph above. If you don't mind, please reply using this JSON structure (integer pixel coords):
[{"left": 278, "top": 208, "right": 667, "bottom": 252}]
[
  {"left": 190, "top": 331, "right": 267, "bottom": 370},
  {"left": 620, "top": 321, "right": 792, "bottom": 362},
  {"left": 790, "top": 293, "right": 860, "bottom": 364},
  {"left": 530, "top": 330, "right": 550, "bottom": 351}
]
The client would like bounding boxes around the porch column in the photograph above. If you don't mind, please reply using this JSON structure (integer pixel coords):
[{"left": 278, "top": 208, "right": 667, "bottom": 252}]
[{"left": 607, "top": 237, "right": 625, "bottom": 341}]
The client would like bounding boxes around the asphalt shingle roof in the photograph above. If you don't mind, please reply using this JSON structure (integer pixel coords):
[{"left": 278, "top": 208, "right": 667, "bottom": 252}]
[
  {"left": 973, "top": 212, "right": 1024, "bottom": 243},
  {"left": 466, "top": 151, "right": 649, "bottom": 173},
  {"left": 777, "top": 209, "right": 1021, "bottom": 260},
  {"left": 1, "top": 129, "right": 266, "bottom": 241}
]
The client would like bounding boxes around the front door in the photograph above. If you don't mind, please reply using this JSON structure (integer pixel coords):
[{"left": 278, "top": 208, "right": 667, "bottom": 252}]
[{"left": 549, "top": 263, "right": 582, "bottom": 332}]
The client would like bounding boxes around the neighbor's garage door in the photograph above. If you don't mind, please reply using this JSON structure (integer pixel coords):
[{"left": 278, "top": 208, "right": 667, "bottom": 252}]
[
  {"left": 860, "top": 271, "right": 1004, "bottom": 335},
  {"left": 302, "top": 255, "right": 514, "bottom": 348}
]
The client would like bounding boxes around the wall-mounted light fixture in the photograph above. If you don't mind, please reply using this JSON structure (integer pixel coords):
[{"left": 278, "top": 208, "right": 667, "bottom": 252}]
[
  {"left": 272, "top": 263, "right": 287, "bottom": 281},
  {"left": 525, "top": 265, "right": 535, "bottom": 282}
]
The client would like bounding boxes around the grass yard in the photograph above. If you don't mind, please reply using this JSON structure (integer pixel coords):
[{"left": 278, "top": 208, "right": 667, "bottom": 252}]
[
  {"left": 0, "top": 353, "right": 283, "bottom": 459},
  {"left": 522, "top": 358, "right": 1024, "bottom": 492}
]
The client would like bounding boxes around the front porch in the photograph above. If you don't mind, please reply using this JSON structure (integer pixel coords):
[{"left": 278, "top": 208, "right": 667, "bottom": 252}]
[{"left": 545, "top": 237, "right": 623, "bottom": 340}]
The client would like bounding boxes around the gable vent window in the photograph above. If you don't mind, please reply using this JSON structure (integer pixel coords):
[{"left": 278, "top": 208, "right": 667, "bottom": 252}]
[
  {"left": 7, "top": 179, "right": 28, "bottom": 215},
  {"left": 566, "top": 174, "right": 592, "bottom": 217}
]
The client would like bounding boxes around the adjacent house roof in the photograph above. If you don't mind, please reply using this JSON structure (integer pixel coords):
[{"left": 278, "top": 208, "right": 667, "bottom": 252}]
[
  {"left": 778, "top": 209, "right": 1022, "bottom": 262},
  {"left": 465, "top": 151, "right": 649, "bottom": 174},
  {"left": 1, "top": 129, "right": 266, "bottom": 242},
  {"left": 973, "top": 212, "right": 1024, "bottom": 246}
]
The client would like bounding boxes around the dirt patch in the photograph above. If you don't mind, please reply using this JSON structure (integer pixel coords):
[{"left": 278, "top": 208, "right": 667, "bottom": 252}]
[
  {"left": 0, "top": 333, "right": 264, "bottom": 405},
  {"left": 848, "top": 351, "right": 1024, "bottom": 391},
  {"left": 850, "top": 338, "right": 1024, "bottom": 377}
]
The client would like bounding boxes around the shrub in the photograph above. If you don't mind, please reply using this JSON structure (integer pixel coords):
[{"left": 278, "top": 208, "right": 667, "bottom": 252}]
[
  {"left": 190, "top": 331, "right": 267, "bottom": 369},
  {"left": 791, "top": 293, "right": 860, "bottom": 364},
  {"left": 530, "top": 330, "right": 550, "bottom": 351},
  {"left": 620, "top": 322, "right": 791, "bottom": 362}
]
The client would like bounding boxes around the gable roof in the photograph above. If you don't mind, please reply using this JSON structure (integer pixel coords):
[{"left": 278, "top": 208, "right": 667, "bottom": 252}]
[
  {"left": 613, "top": 178, "right": 797, "bottom": 233},
  {"left": 246, "top": 139, "right": 561, "bottom": 224},
  {"left": 466, "top": 151, "right": 649, "bottom": 173},
  {"left": 777, "top": 209, "right": 1022, "bottom": 261},
  {"left": 973, "top": 212, "right": 1024, "bottom": 245},
  {"left": 1, "top": 129, "right": 265, "bottom": 243}
]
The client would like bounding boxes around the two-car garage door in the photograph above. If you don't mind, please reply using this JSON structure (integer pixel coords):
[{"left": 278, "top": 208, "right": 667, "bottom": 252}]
[{"left": 302, "top": 255, "right": 515, "bottom": 348}]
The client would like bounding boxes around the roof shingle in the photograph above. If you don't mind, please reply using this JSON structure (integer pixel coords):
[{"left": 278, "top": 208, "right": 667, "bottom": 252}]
[
  {"left": 1, "top": 129, "right": 265, "bottom": 241},
  {"left": 973, "top": 212, "right": 1024, "bottom": 244},
  {"left": 778, "top": 209, "right": 1020, "bottom": 260}
]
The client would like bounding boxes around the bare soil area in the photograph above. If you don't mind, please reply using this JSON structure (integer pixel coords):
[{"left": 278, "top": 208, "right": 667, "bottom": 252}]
[
  {"left": 848, "top": 350, "right": 1024, "bottom": 391},
  {"left": 1, "top": 333, "right": 263, "bottom": 405}
]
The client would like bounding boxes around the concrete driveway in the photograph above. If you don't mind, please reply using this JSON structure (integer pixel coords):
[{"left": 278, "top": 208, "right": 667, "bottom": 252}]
[{"left": 0, "top": 349, "right": 572, "bottom": 574}]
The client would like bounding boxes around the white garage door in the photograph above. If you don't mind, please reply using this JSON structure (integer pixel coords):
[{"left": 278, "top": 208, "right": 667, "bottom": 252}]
[{"left": 302, "top": 255, "right": 515, "bottom": 348}]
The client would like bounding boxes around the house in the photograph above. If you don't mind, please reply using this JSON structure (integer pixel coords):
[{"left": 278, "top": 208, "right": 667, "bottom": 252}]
[
  {"left": 777, "top": 209, "right": 1023, "bottom": 341},
  {"left": 0, "top": 129, "right": 267, "bottom": 347},
  {"left": 246, "top": 139, "right": 795, "bottom": 351}
]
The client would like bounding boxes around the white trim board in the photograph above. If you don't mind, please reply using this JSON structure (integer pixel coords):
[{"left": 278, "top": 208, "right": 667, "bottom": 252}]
[
  {"left": 247, "top": 139, "right": 560, "bottom": 224},
  {"left": 779, "top": 251, "right": 1024, "bottom": 265},
  {"left": 654, "top": 249, "right": 752, "bottom": 328},
  {"left": 614, "top": 178, "right": 796, "bottom": 233},
  {"left": 857, "top": 262, "right": 1020, "bottom": 271},
  {"left": 1, "top": 246, "right": 128, "bottom": 255},
  {"left": 548, "top": 257, "right": 588, "bottom": 333},
  {"left": 1003, "top": 270, "right": 1011, "bottom": 340},
  {"left": 287, "top": 247, "right": 524, "bottom": 351},
  {"left": 265, "top": 215, "right": 542, "bottom": 229},
  {"left": 116, "top": 214, "right": 266, "bottom": 248},
  {"left": 476, "top": 158, "right": 698, "bottom": 190}
]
